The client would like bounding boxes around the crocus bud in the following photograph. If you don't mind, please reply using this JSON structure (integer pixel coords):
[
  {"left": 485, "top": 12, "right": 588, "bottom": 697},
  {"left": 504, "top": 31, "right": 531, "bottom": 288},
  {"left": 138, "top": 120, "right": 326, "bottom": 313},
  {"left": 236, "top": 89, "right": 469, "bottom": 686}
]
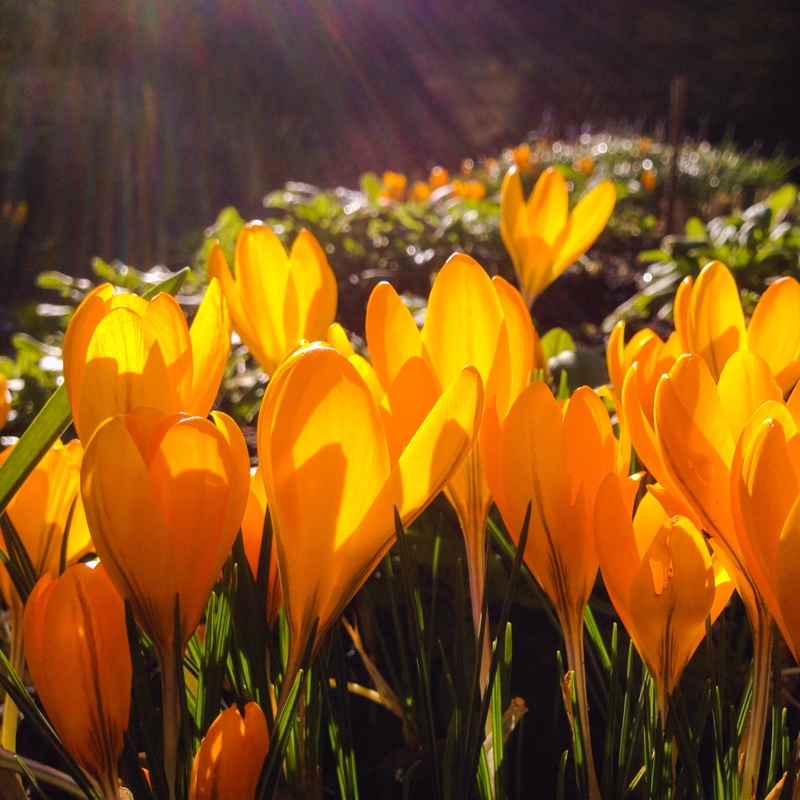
[
  {"left": 189, "top": 702, "right": 269, "bottom": 800},
  {"left": 24, "top": 563, "right": 131, "bottom": 799}
]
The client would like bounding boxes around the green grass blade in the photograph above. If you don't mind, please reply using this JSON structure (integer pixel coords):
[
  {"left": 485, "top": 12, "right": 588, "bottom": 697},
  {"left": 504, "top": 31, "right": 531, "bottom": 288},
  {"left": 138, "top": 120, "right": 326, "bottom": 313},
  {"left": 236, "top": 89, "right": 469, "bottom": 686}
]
[
  {"left": 141, "top": 266, "right": 191, "bottom": 300},
  {"left": 254, "top": 668, "right": 307, "bottom": 800},
  {"left": 393, "top": 508, "right": 441, "bottom": 799}
]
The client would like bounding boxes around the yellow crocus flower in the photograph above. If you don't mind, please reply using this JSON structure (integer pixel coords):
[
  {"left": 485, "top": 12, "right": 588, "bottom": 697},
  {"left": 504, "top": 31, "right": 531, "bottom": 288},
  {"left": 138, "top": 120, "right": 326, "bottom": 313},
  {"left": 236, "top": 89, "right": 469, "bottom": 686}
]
[
  {"left": 379, "top": 171, "right": 407, "bottom": 202},
  {"left": 429, "top": 166, "right": 449, "bottom": 190},
  {"left": 653, "top": 352, "right": 782, "bottom": 799},
  {"left": 674, "top": 259, "right": 800, "bottom": 391},
  {"left": 189, "top": 702, "right": 269, "bottom": 800},
  {"left": 500, "top": 167, "right": 616, "bottom": 306},
  {"left": 733, "top": 395, "right": 800, "bottom": 663},
  {"left": 365, "top": 255, "right": 541, "bottom": 640},
  {"left": 483, "top": 381, "right": 626, "bottom": 800},
  {"left": 0, "top": 438, "right": 92, "bottom": 751},
  {"left": 24, "top": 563, "right": 131, "bottom": 800},
  {"left": 63, "top": 277, "right": 230, "bottom": 442},
  {"left": 81, "top": 407, "right": 249, "bottom": 796},
  {"left": 208, "top": 223, "right": 337, "bottom": 378},
  {"left": 257, "top": 343, "right": 483, "bottom": 697},
  {"left": 81, "top": 408, "right": 248, "bottom": 659},
  {"left": 595, "top": 477, "right": 732, "bottom": 717}
]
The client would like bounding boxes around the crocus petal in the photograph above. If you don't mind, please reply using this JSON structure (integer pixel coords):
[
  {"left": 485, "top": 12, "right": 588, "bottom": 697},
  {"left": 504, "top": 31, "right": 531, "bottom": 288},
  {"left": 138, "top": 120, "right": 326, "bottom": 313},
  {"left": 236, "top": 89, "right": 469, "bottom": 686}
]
[
  {"left": 365, "top": 281, "right": 422, "bottom": 391},
  {"left": 734, "top": 408, "right": 799, "bottom": 635},
  {"left": 564, "top": 387, "right": 616, "bottom": 511},
  {"left": 81, "top": 412, "right": 178, "bottom": 651},
  {"left": 594, "top": 473, "right": 643, "bottom": 647},
  {"left": 237, "top": 223, "right": 290, "bottom": 364},
  {"left": 187, "top": 278, "right": 231, "bottom": 417},
  {"left": 286, "top": 228, "right": 338, "bottom": 345},
  {"left": 207, "top": 243, "right": 269, "bottom": 372},
  {"left": 142, "top": 294, "right": 193, "bottom": 407},
  {"left": 654, "top": 354, "right": 738, "bottom": 558},
  {"left": 263, "top": 345, "right": 391, "bottom": 642},
  {"left": 189, "top": 702, "right": 269, "bottom": 800},
  {"left": 672, "top": 276, "right": 693, "bottom": 352},
  {"left": 629, "top": 516, "right": 715, "bottom": 694},
  {"left": 241, "top": 467, "right": 282, "bottom": 625},
  {"left": 491, "top": 275, "right": 535, "bottom": 418},
  {"left": 498, "top": 381, "right": 589, "bottom": 619},
  {"left": 62, "top": 284, "right": 116, "bottom": 422},
  {"left": 327, "top": 322, "right": 356, "bottom": 357},
  {"left": 686, "top": 261, "right": 746, "bottom": 380},
  {"left": 24, "top": 564, "right": 131, "bottom": 793},
  {"left": 550, "top": 180, "right": 616, "bottom": 278},
  {"left": 328, "top": 365, "right": 483, "bottom": 627},
  {"left": 524, "top": 168, "right": 568, "bottom": 247},
  {"left": 422, "top": 253, "right": 505, "bottom": 395},
  {"left": 77, "top": 307, "right": 176, "bottom": 441},
  {"left": 746, "top": 277, "right": 800, "bottom": 393},
  {"left": 499, "top": 167, "right": 526, "bottom": 277},
  {"left": 148, "top": 414, "right": 247, "bottom": 641},
  {"left": 379, "top": 356, "right": 439, "bottom": 465},
  {"left": 716, "top": 351, "right": 781, "bottom": 440},
  {"left": 775, "top": 497, "right": 800, "bottom": 661}
]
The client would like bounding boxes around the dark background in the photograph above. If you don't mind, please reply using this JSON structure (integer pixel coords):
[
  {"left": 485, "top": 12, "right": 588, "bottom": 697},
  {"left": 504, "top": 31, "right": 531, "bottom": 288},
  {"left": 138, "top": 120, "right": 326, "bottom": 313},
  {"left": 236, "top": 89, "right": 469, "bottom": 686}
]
[{"left": 1, "top": 0, "right": 799, "bottom": 298}]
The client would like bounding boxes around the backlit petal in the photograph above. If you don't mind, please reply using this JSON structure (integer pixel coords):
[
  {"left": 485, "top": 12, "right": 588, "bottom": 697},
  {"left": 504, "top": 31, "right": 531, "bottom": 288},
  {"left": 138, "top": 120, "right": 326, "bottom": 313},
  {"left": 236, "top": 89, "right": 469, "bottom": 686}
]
[
  {"left": 422, "top": 253, "right": 504, "bottom": 394},
  {"left": 187, "top": 278, "right": 231, "bottom": 417},
  {"left": 747, "top": 277, "right": 800, "bottom": 393},
  {"left": 82, "top": 413, "right": 177, "bottom": 651},
  {"left": 550, "top": 180, "right": 616, "bottom": 278},
  {"left": 365, "top": 282, "right": 422, "bottom": 391},
  {"left": 686, "top": 261, "right": 746, "bottom": 380}
]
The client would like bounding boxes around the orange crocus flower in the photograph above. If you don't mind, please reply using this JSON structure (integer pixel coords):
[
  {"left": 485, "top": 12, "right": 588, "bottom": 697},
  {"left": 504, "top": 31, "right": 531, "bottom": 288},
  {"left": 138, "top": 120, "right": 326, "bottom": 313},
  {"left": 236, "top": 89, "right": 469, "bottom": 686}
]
[
  {"left": 189, "top": 702, "right": 269, "bottom": 800},
  {"left": 24, "top": 563, "right": 131, "bottom": 800},
  {"left": 62, "top": 278, "right": 230, "bottom": 442},
  {"left": 81, "top": 407, "right": 249, "bottom": 795},
  {"left": 366, "top": 254, "right": 541, "bottom": 639},
  {"left": 501, "top": 167, "right": 616, "bottom": 306},
  {"left": 208, "top": 223, "right": 337, "bottom": 378},
  {"left": 0, "top": 438, "right": 92, "bottom": 751},
  {"left": 595, "top": 477, "right": 732, "bottom": 717},
  {"left": 258, "top": 344, "right": 482, "bottom": 699},
  {"left": 653, "top": 352, "right": 782, "bottom": 798},
  {"left": 673, "top": 259, "right": 800, "bottom": 391},
  {"left": 483, "top": 381, "right": 626, "bottom": 800},
  {"left": 732, "top": 394, "right": 800, "bottom": 663}
]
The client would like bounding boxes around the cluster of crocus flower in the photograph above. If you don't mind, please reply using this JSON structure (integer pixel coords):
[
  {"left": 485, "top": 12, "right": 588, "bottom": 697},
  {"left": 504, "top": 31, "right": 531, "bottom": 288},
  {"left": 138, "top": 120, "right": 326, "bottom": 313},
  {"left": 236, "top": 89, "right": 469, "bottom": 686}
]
[
  {"left": 613, "top": 259, "right": 800, "bottom": 798},
  {"left": 5, "top": 194, "right": 800, "bottom": 800}
]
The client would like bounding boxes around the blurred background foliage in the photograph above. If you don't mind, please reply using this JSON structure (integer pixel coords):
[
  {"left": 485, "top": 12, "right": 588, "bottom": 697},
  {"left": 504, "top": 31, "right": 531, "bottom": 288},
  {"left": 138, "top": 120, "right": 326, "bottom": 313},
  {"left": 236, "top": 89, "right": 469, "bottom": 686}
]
[{"left": 1, "top": 0, "right": 799, "bottom": 301}]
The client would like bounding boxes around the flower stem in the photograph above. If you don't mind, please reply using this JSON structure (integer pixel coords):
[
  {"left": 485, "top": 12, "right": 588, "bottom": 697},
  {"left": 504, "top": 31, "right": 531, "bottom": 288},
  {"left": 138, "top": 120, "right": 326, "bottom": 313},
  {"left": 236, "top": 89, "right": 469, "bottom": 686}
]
[
  {"left": 739, "top": 604, "right": 773, "bottom": 800},
  {"left": 1, "top": 608, "right": 25, "bottom": 752},
  {"left": 563, "top": 613, "right": 601, "bottom": 800},
  {"left": 159, "top": 647, "right": 181, "bottom": 800}
]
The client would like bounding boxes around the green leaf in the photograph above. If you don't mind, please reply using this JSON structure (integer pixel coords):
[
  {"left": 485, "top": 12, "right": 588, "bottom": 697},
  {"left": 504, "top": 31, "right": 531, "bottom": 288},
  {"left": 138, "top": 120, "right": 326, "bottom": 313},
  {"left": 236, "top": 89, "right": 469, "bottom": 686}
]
[
  {"left": 254, "top": 669, "right": 307, "bottom": 800},
  {"left": 142, "top": 266, "right": 190, "bottom": 300},
  {"left": 767, "top": 184, "right": 797, "bottom": 217},
  {"left": 360, "top": 172, "right": 382, "bottom": 205},
  {"left": 540, "top": 328, "right": 575, "bottom": 360},
  {"left": 0, "top": 383, "right": 72, "bottom": 517},
  {"left": 685, "top": 217, "right": 707, "bottom": 238}
]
